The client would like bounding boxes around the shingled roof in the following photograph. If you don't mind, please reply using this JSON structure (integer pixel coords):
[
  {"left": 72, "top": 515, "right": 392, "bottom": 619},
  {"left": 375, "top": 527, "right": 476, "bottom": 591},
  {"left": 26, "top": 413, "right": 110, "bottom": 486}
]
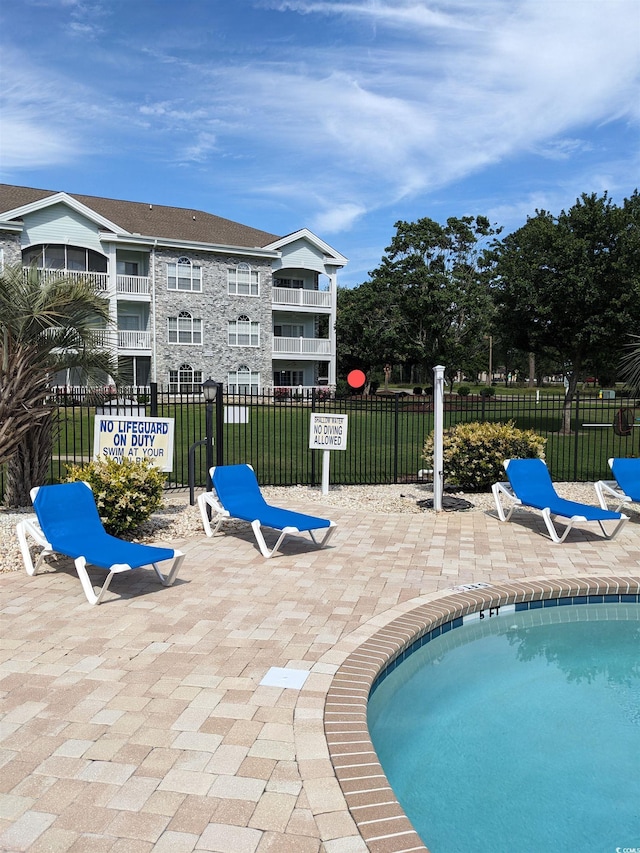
[{"left": 0, "top": 184, "right": 281, "bottom": 249}]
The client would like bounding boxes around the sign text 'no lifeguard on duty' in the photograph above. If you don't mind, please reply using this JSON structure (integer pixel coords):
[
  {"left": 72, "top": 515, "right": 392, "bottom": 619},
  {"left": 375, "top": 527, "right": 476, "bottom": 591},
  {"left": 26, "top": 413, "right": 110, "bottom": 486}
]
[{"left": 93, "top": 416, "right": 175, "bottom": 472}]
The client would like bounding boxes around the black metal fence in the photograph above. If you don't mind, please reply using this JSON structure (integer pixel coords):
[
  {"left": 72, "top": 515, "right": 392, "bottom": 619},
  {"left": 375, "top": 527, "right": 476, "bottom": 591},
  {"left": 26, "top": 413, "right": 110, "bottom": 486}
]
[{"left": 2, "top": 387, "right": 638, "bottom": 497}]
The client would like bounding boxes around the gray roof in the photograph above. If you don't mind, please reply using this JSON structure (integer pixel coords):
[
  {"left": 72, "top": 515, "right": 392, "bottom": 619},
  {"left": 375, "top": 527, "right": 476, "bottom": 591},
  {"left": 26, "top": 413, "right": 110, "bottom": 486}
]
[{"left": 0, "top": 184, "right": 281, "bottom": 249}]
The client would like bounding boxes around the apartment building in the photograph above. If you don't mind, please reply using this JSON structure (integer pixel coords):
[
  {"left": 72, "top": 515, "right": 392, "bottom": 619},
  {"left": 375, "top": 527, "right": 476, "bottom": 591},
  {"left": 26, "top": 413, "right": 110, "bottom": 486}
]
[{"left": 0, "top": 184, "right": 347, "bottom": 394}]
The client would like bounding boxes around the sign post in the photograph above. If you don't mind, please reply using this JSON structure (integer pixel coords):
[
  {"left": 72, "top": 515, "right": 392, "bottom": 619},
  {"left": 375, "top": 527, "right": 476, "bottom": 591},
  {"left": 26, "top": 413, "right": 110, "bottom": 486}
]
[{"left": 309, "top": 413, "right": 348, "bottom": 494}]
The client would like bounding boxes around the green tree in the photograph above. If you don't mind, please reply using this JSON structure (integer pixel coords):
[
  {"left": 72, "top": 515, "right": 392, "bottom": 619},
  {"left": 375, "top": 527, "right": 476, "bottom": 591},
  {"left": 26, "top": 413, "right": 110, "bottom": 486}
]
[
  {"left": 336, "top": 279, "right": 408, "bottom": 384},
  {"left": 488, "top": 191, "right": 640, "bottom": 431},
  {"left": 337, "top": 215, "right": 498, "bottom": 384},
  {"left": 0, "top": 264, "right": 116, "bottom": 506}
]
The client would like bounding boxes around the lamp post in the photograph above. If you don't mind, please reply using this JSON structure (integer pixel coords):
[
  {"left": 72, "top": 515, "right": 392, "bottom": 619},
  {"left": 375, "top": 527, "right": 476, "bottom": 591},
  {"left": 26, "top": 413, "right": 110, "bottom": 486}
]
[
  {"left": 486, "top": 335, "right": 493, "bottom": 385},
  {"left": 201, "top": 378, "right": 224, "bottom": 492}
]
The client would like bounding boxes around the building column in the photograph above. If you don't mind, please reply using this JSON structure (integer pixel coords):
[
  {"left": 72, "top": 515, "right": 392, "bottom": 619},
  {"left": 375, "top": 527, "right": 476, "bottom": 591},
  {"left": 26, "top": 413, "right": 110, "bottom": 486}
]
[{"left": 328, "top": 268, "right": 337, "bottom": 386}]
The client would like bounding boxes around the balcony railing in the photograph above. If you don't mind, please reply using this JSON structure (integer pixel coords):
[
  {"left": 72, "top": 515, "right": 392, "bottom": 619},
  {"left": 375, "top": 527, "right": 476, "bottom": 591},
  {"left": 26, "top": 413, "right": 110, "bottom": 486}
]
[
  {"left": 272, "top": 287, "right": 331, "bottom": 309},
  {"left": 272, "top": 336, "right": 332, "bottom": 355},
  {"left": 117, "top": 275, "right": 150, "bottom": 296},
  {"left": 25, "top": 267, "right": 108, "bottom": 291},
  {"left": 118, "top": 330, "right": 152, "bottom": 350}
]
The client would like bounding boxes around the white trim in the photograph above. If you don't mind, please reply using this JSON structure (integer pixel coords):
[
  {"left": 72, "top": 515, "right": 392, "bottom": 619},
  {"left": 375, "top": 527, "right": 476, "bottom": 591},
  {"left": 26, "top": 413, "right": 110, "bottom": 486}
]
[
  {"left": 0, "top": 220, "right": 23, "bottom": 232},
  {"left": 99, "top": 231, "right": 280, "bottom": 258},
  {"left": 1, "top": 192, "right": 125, "bottom": 234},
  {"left": 263, "top": 228, "right": 348, "bottom": 266}
]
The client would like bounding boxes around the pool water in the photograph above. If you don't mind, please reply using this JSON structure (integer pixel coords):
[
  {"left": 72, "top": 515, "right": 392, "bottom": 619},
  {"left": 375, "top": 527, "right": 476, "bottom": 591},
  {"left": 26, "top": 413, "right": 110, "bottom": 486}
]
[{"left": 367, "top": 603, "right": 640, "bottom": 853}]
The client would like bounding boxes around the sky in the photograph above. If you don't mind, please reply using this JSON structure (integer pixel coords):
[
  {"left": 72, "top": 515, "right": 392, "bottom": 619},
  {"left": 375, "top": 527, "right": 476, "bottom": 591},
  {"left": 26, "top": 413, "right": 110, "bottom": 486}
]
[{"left": 1, "top": 0, "right": 639, "bottom": 287}]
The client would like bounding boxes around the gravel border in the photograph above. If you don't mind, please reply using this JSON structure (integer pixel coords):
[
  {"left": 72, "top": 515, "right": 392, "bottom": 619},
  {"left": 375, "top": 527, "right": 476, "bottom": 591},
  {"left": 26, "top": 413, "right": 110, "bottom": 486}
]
[{"left": 0, "top": 481, "right": 605, "bottom": 575}]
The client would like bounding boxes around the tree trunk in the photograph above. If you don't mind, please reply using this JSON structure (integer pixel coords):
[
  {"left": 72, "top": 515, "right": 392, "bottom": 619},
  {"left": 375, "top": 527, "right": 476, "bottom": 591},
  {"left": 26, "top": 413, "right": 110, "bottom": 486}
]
[
  {"left": 4, "top": 416, "right": 54, "bottom": 507},
  {"left": 528, "top": 353, "right": 535, "bottom": 388},
  {"left": 560, "top": 372, "right": 580, "bottom": 435}
]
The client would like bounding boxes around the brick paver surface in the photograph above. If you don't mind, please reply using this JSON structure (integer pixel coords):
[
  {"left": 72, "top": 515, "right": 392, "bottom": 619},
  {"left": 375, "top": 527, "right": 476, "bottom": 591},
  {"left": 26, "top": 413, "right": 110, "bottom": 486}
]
[{"left": 1, "top": 499, "right": 638, "bottom": 851}]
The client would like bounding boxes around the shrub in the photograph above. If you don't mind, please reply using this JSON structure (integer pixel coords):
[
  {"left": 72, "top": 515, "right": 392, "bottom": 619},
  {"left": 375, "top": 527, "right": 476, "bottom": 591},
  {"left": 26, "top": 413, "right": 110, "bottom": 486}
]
[
  {"left": 457, "top": 385, "right": 471, "bottom": 396},
  {"left": 413, "top": 386, "right": 423, "bottom": 395},
  {"left": 336, "top": 379, "right": 351, "bottom": 399},
  {"left": 479, "top": 386, "right": 496, "bottom": 398},
  {"left": 423, "top": 420, "right": 546, "bottom": 491},
  {"left": 66, "top": 457, "right": 166, "bottom": 536}
]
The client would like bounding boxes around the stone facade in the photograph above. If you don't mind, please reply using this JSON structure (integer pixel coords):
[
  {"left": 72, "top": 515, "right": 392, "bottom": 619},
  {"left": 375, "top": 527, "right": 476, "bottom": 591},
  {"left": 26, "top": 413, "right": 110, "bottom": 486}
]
[
  {"left": 0, "top": 233, "right": 22, "bottom": 267},
  {"left": 153, "top": 249, "right": 275, "bottom": 387}
]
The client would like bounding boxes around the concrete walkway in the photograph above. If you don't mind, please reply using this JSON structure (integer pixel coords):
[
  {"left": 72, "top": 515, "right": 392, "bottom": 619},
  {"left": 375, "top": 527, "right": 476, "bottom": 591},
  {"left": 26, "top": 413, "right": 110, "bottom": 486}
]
[{"left": 1, "top": 499, "right": 638, "bottom": 852}]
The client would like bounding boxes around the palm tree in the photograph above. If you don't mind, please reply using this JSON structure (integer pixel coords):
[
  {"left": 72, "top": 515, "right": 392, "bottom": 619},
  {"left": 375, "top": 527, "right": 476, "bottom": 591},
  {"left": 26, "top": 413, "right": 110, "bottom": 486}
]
[{"left": 0, "top": 263, "right": 117, "bottom": 506}]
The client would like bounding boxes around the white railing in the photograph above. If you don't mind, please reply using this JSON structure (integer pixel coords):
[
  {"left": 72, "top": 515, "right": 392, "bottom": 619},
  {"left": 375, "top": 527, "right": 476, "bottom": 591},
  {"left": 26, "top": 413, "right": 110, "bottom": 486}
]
[
  {"left": 272, "top": 287, "right": 331, "bottom": 308},
  {"left": 117, "top": 275, "right": 150, "bottom": 295},
  {"left": 118, "top": 330, "right": 152, "bottom": 349},
  {"left": 272, "top": 336, "right": 332, "bottom": 355},
  {"left": 24, "top": 267, "right": 109, "bottom": 291},
  {"left": 90, "top": 329, "right": 112, "bottom": 346}
]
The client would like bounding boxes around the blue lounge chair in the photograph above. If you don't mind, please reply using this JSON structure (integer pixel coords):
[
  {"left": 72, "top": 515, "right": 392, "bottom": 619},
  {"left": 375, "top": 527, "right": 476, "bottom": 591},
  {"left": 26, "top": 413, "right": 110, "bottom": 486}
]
[
  {"left": 595, "top": 457, "right": 640, "bottom": 512},
  {"left": 198, "top": 464, "right": 337, "bottom": 558},
  {"left": 16, "top": 481, "right": 184, "bottom": 605},
  {"left": 492, "top": 458, "right": 628, "bottom": 543}
]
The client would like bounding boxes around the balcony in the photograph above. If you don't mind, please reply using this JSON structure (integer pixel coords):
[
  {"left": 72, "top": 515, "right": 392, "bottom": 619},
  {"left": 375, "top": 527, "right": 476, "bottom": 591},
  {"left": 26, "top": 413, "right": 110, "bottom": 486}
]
[
  {"left": 118, "top": 330, "right": 152, "bottom": 350},
  {"left": 25, "top": 267, "right": 108, "bottom": 291},
  {"left": 272, "top": 287, "right": 331, "bottom": 309},
  {"left": 272, "top": 337, "right": 332, "bottom": 356},
  {"left": 117, "top": 275, "right": 150, "bottom": 296}
]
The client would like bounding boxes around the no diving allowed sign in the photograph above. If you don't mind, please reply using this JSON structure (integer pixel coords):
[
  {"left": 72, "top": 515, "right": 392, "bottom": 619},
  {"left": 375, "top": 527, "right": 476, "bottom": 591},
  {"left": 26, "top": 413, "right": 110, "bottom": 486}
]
[
  {"left": 309, "top": 413, "right": 348, "bottom": 450},
  {"left": 309, "top": 413, "right": 348, "bottom": 494}
]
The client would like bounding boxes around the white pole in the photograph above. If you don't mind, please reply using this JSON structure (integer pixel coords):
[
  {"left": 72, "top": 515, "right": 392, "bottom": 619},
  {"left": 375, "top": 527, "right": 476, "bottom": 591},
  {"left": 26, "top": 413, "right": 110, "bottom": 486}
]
[
  {"left": 433, "top": 365, "right": 445, "bottom": 512},
  {"left": 321, "top": 450, "right": 331, "bottom": 495}
]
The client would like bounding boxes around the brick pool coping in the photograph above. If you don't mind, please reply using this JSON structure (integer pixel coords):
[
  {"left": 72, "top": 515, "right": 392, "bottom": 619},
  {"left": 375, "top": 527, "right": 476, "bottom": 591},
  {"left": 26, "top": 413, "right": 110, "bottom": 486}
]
[{"left": 324, "top": 575, "right": 640, "bottom": 853}]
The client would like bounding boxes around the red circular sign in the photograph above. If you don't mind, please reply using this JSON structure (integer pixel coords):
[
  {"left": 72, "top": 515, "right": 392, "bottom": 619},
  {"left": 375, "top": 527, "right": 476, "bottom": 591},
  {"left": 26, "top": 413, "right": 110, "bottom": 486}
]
[{"left": 347, "top": 369, "right": 366, "bottom": 389}]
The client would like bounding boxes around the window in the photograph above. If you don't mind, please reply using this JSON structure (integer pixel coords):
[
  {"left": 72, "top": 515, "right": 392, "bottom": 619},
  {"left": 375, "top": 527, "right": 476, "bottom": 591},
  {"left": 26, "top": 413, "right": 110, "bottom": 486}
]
[
  {"left": 229, "top": 315, "right": 259, "bottom": 346},
  {"left": 23, "top": 244, "right": 107, "bottom": 272},
  {"left": 168, "top": 311, "right": 202, "bottom": 344},
  {"left": 228, "top": 365, "right": 260, "bottom": 394},
  {"left": 167, "top": 256, "right": 202, "bottom": 292},
  {"left": 168, "top": 363, "right": 203, "bottom": 394},
  {"left": 228, "top": 262, "right": 259, "bottom": 296},
  {"left": 274, "top": 370, "right": 304, "bottom": 387},
  {"left": 273, "top": 324, "right": 304, "bottom": 337},
  {"left": 274, "top": 277, "right": 304, "bottom": 289}
]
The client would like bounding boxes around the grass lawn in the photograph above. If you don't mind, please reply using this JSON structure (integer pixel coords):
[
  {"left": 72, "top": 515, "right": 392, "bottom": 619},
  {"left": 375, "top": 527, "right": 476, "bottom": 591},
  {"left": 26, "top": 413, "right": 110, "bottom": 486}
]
[{"left": 44, "top": 394, "right": 639, "bottom": 489}]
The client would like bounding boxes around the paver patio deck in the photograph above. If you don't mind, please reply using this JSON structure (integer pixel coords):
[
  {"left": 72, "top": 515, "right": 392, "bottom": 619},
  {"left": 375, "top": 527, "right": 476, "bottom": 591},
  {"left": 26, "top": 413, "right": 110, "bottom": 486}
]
[{"left": 1, "top": 498, "right": 638, "bottom": 852}]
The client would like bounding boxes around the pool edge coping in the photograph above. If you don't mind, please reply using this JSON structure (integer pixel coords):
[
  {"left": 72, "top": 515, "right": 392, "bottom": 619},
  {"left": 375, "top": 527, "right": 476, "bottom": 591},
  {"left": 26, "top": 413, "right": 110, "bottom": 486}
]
[{"left": 323, "top": 574, "right": 640, "bottom": 853}]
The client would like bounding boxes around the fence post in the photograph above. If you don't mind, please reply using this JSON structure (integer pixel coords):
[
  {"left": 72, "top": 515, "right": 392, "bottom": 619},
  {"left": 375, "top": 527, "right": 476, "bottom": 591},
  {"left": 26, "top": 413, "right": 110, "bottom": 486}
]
[
  {"left": 310, "top": 388, "right": 316, "bottom": 488},
  {"left": 150, "top": 382, "right": 158, "bottom": 417},
  {"left": 393, "top": 393, "right": 399, "bottom": 483},
  {"left": 573, "top": 390, "right": 580, "bottom": 481},
  {"left": 433, "top": 365, "right": 445, "bottom": 511}
]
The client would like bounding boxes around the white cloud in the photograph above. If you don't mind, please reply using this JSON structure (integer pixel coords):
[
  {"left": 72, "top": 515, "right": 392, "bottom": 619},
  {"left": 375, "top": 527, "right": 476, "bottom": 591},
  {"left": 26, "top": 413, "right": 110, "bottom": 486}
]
[
  {"left": 0, "top": 53, "right": 86, "bottom": 170},
  {"left": 1, "top": 0, "right": 638, "bottom": 242},
  {"left": 0, "top": 115, "right": 77, "bottom": 170},
  {"left": 311, "top": 202, "right": 368, "bottom": 234}
]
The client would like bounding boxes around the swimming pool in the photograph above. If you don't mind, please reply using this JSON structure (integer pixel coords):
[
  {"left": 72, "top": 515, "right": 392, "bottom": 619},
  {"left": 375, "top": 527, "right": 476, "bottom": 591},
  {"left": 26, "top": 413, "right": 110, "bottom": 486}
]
[
  {"left": 324, "top": 577, "right": 640, "bottom": 853},
  {"left": 368, "top": 601, "right": 640, "bottom": 852}
]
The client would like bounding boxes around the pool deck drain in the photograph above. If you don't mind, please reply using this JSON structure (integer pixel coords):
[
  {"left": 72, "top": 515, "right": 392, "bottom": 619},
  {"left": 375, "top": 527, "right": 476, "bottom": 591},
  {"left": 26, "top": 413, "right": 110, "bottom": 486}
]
[{"left": 1, "top": 496, "right": 639, "bottom": 852}]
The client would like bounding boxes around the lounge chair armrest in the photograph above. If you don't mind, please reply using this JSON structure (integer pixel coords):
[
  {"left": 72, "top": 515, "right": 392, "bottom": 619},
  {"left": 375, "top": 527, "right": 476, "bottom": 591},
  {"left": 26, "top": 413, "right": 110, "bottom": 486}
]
[
  {"left": 16, "top": 516, "right": 51, "bottom": 576},
  {"left": 197, "top": 491, "right": 230, "bottom": 537},
  {"left": 594, "top": 479, "right": 628, "bottom": 511},
  {"left": 491, "top": 480, "right": 521, "bottom": 522}
]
